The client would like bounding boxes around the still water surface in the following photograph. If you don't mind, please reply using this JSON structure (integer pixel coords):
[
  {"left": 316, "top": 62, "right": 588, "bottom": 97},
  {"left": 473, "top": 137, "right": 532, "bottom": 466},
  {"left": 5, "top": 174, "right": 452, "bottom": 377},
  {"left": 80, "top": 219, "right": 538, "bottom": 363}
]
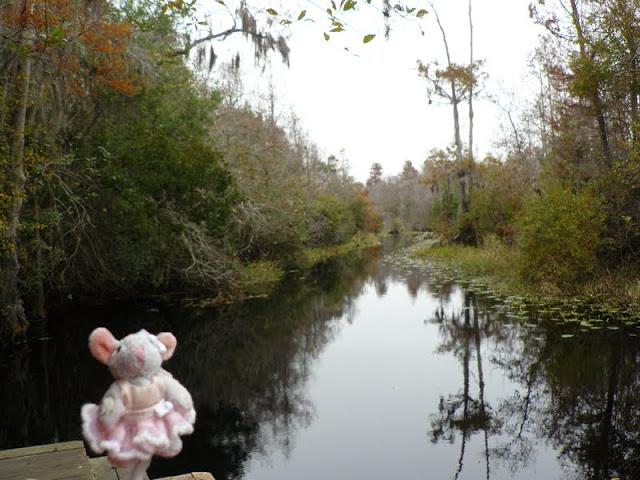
[{"left": 1, "top": 246, "right": 638, "bottom": 479}]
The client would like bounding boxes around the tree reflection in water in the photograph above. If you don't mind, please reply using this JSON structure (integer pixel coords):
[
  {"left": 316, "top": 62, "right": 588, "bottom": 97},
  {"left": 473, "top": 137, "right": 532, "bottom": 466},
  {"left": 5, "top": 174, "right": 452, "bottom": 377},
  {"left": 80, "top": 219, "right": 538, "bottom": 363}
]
[
  {"left": 149, "top": 249, "right": 384, "bottom": 478},
  {"left": 429, "top": 290, "right": 499, "bottom": 480},
  {"left": 425, "top": 271, "right": 640, "bottom": 480},
  {"left": 0, "top": 249, "right": 382, "bottom": 480},
  {"left": 4, "top": 247, "right": 640, "bottom": 480}
]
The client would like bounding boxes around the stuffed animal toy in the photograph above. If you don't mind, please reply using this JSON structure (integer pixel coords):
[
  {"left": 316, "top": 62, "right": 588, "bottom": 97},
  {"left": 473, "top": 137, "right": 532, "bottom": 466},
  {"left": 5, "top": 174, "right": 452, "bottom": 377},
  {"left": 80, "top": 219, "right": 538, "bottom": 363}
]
[{"left": 81, "top": 328, "right": 196, "bottom": 480}]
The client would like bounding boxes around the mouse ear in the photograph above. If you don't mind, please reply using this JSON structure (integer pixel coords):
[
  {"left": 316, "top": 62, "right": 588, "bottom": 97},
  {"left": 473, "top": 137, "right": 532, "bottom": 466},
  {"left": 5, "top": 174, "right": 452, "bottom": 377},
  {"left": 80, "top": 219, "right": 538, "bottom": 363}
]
[
  {"left": 156, "top": 332, "right": 177, "bottom": 360},
  {"left": 89, "top": 327, "right": 118, "bottom": 364}
]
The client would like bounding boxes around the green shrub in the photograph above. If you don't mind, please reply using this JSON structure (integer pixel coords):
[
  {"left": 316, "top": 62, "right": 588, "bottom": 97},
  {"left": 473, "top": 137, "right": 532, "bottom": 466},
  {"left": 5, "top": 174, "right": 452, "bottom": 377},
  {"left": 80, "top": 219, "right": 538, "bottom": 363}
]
[
  {"left": 517, "top": 184, "right": 603, "bottom": 288},
  {"left": 466, "top": 157, "right": 530, "bottom": 244},
  {"left": 349, "top": 193, "right": 381, "bottom": 233},
  {"left": 468, "top": 183, "right": 520, "bottom": 243},
  {"left": 69, "top": 65, "right": 238, "bottom": 293},
  {"left": 308, "top": 195, "right": 356, "bottom": 246},
  {"left": 597, "top": 161, "right": 640, "bottom": 262},
  {"left": 238, "top": 260, "right": 284, "bottom": 296},
  {"left": 429, "top": 190, "right": 459, "bottom": 242}
]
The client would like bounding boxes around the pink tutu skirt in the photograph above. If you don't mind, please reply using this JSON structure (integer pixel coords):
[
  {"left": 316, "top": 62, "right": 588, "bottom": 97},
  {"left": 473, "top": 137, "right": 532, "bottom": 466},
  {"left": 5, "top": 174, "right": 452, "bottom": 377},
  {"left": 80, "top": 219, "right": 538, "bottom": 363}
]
[{"left": 81, "top": 401, "right": 196, "bottom": 463}]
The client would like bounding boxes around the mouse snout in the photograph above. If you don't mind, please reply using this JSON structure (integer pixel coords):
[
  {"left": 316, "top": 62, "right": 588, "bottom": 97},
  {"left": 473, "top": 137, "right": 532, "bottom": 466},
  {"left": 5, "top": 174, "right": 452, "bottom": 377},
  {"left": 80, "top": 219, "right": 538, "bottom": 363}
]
[{"left": 134, "top": 346, "right": 145, "bottom": 368}]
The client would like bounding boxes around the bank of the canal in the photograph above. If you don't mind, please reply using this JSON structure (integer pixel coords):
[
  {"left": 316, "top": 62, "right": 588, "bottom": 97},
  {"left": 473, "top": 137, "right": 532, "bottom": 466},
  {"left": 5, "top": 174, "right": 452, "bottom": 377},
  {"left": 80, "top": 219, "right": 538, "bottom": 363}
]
[{"left": 413, "top": 239, "right": 640, "bottom": 313}]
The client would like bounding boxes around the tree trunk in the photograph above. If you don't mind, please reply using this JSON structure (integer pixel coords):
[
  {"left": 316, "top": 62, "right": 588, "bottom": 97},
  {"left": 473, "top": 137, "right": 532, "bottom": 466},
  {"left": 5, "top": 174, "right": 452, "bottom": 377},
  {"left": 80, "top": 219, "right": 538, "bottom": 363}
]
[
  {"left": 432, "top": 5, "right": 464, "bottom": 162},
  {"left": 32, "top": 199, "right": 46, "bottom": 320},
  {"left": 569, "top": 0, "right": 611, "bottom": 166},
  {"left": 623, "top": 27, "right": 639, "bottom": 148},
  {"left": 431, "top": 4, "right": 470, "bottom": 225},
  {"left": 508, "top": 109, "right": 524, "bottom": 154},
  {"left": 1, "top": 51, "right": 31, "bottom": 338},
  {"left": 451, "top": 84, "right": 464, "bottom": 161},
  {"left": 463, "top": 0, "right": 475, "bottom": 237},
  {"left": 631, "top": 76, "right": 639, "bottom": 147},
  {"left": 449, "top": 68, "right": 468, "bottom": 219},
  {"left": 0, "top": 73, "right": 8, "bottom": 136},
  {"left": 468, "top": 0, "right": 474, "bottom": 160}
]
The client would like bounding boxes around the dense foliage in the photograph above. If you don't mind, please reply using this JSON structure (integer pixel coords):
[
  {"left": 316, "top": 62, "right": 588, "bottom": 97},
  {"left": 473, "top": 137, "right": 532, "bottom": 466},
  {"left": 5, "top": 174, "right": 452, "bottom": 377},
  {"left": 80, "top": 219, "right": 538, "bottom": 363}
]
[
  {"left": 0, "top": 0, "right": 379, "bottom": 339},
  {"left": 367, "top": 0, "right": 640, "bottom": 295},
  {"left": 517, "top": 184, "right": 603, "bottom": 287}
]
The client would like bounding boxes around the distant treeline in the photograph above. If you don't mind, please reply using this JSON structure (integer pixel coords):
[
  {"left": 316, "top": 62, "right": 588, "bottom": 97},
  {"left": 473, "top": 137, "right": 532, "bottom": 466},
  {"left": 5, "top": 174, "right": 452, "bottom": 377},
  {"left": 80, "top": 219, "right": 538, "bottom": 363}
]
[{"left": 368, "top": 0, "right": 640, "bottom": 293}]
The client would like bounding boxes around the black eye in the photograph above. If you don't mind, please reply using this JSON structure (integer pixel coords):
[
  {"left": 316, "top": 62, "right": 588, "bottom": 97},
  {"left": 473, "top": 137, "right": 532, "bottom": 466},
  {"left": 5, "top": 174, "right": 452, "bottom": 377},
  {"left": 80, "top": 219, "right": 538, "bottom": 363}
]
[{"left": 117, "top": 345, "right": 121, "bottom": 352}]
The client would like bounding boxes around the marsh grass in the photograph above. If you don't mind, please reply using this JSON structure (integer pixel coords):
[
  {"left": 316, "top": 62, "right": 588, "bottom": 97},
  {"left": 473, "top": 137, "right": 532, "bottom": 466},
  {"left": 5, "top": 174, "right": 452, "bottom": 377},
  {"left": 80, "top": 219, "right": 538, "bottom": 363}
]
[
  {"left": 581, "top": 263, "right": 640, "bottom": 304},
  {"left": 415, "top": 236, "right": 521, "bottom": 287},
  {"left": 237, "top": 233, "right": 381, "bottom": 298},
  {"left": 299, "top": 233, "right": 381, "bottom": 269},
  {"left": 414, "top": 236, "right": 640, "bottom": 306},
  {"left": 238, "top": 260, "right": 285, "bottom": 296}
]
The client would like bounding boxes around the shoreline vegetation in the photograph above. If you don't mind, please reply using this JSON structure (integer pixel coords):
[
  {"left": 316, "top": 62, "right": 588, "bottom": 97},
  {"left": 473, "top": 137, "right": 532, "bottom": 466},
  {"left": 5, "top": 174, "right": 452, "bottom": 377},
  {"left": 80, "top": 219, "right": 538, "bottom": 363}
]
[
  {"left": 173, "top": 233, "right": 380, "bottom": 308},
  {"left": 359, "top": 4, "right": 640, "bottom": 322},
  {"left": 60, "top": 233, "right": 383, "bottom": 310},
  {"left": 0, "top": 2, "right": 385, "bottom": 341},
  {"left": 234, "top": 232, "right": 381, "bottom": 300},
  {"left": 413, "top": 237, "right": 640, "bottom": 310},
  {"left": 297, "top": 232, "right": 381, "bottom": 270}
]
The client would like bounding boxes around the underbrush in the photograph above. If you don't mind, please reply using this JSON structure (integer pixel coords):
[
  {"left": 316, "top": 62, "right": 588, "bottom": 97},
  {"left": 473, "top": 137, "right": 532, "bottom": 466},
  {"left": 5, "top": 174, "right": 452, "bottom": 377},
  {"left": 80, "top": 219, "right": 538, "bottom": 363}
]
[
  {"left": 298, "top": 233, "right": 381, "bottom": 269},
  {"left": 414, "top": 237, "right": 640, "bottom": 306},
  {"left": 234, "top": 233, "right": 381, "bottom": 299},
  {"left": 414, "top": 236, "right": 522, "bottom": 291},
  {"left": 238, "top": 260, "right": 285, "bottom": 297}
]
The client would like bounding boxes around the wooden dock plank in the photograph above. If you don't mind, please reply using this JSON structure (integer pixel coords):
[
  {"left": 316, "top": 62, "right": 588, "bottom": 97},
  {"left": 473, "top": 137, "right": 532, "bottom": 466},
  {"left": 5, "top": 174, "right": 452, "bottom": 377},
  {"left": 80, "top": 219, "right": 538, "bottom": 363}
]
[
  {"left": 0, "top": 441, "right": 85, "bottom": 460},
  {"left": 91, "top": 456, "right": 214, "bottom": 480},
  {"left": 156, "top": 474, "right": 215, "bottom": 480},
  {"left": 89, "top": 457, "right": 119, "bottom": 480},
  {"left": 0, "top": 445, "right": 92, "bottom": 480},
  {"left": 113, "top": 463, "right": 149, "bottom": 480},
  {"left": 0, "top": 442, "right": 214, "bottom": 480}
]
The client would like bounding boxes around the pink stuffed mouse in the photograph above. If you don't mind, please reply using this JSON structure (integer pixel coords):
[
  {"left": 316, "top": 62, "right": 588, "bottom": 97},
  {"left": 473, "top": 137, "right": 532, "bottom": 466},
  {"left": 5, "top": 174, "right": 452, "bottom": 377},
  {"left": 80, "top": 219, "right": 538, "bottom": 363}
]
[{"left": 81, "top": 328, "right": 196, "bottom": 480}]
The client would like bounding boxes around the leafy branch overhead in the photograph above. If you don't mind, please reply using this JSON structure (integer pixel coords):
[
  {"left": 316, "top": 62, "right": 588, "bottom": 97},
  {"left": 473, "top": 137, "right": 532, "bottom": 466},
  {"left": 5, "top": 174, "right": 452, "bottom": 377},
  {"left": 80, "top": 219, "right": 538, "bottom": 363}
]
[
  {"left": 260, "top": 0, "right": 428, "bottom": 43},
  {"left": 170, "top": 1, "right": 292, "bottom": 67},
  {"left": 162, "top": 0, "right": 428, "bottom": 74}
]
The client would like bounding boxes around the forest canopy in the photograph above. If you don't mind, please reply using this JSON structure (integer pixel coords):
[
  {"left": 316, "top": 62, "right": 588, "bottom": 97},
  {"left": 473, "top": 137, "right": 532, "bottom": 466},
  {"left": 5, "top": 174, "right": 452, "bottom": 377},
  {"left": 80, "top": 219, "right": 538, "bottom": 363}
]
[
  {"left": 0, "top": 0, "right": 382, "bottom": 339},
  {"left": 3, "top": 0, "right": 640, "bottom": 339}
]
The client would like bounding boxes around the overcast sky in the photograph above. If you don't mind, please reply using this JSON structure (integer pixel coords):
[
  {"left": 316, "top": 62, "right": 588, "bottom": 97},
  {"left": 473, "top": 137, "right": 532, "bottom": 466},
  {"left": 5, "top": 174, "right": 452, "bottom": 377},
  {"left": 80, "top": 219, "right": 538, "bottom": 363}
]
[{"left": 196, "top": 0, "right": 544, "bottom": 182}]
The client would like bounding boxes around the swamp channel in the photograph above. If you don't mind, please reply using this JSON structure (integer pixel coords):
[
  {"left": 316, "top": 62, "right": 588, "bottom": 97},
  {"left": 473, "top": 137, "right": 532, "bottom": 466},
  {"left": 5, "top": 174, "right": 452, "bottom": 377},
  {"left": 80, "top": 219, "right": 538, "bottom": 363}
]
[{"left": 1, "top": 239, "right": 639, "bottom": 480}]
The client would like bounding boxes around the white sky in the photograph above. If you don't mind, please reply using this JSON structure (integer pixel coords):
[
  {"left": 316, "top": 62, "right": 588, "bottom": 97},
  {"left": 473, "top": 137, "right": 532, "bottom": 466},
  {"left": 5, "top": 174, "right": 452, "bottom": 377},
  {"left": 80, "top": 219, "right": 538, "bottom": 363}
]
[{"left": 195, "top": 0, "right": 544, "bottom": 182}]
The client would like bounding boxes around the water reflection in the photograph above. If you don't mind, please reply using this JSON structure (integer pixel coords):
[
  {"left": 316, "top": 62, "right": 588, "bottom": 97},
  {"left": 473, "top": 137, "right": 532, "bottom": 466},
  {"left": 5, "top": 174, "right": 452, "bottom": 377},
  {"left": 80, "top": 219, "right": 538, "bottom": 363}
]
[
  {"left": 430, "top": 292, "right": 497, "bottom": 480},
  {"left": 162, "top": 250, "right": 382, "bottom": 478},
  {"left": 489, "top": 308, "right": 640, "bottom": 480},
  {"left": 2, "top": 246, "right": 640, "bottom": 480},
  {"left": 0, "top": 248, "right": 382, "bottom": 479}
]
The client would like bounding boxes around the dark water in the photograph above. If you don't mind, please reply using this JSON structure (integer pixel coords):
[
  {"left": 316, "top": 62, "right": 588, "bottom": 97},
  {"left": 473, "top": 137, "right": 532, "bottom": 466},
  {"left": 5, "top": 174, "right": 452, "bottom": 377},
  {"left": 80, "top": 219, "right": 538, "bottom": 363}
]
[{"left": 2, "top": 244, "right": 640, "bottom": 480}]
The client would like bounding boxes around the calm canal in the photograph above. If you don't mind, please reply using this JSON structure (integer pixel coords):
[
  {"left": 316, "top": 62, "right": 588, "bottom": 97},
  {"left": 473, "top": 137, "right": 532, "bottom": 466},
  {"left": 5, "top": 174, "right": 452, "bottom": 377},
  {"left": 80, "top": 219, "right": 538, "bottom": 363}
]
[{"left": 1, "top": 244, "right": 638, "bottom": 479}]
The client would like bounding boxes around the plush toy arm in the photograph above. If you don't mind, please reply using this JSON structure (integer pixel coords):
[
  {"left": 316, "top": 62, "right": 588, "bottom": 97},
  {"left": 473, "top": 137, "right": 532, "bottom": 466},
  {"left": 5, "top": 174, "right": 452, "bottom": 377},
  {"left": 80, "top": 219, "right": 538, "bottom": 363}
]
[
  {"left": 98, "top": 382, "right": 126, "bottom": 428},
  {"left": 162, "top": 371, "right": 194, "bottom": 411}
]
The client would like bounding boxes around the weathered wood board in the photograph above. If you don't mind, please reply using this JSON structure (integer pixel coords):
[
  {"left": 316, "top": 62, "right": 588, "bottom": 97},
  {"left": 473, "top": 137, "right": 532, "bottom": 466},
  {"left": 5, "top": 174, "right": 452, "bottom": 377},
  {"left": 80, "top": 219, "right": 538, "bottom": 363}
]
[
  {"left": 156, "top": 474, "right": 215, "bottom": 480},
  {"left": 0, "top": 441, "right": 92, "bottom": 480},
  {"left": 0, "top": 442, "right": 214, "bottom": 480}
]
